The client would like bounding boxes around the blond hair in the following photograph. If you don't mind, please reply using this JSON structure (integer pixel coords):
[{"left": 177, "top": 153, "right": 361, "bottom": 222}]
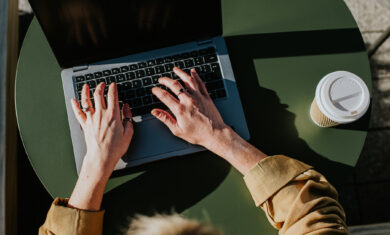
[{"left": 126, "top": 213, "right": 223, "bottom": 235}]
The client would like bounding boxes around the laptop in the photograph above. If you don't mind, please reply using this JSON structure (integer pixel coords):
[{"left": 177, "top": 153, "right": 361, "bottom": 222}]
[{"left": 28, "top": 0, "right": 250, "bottom": 174}]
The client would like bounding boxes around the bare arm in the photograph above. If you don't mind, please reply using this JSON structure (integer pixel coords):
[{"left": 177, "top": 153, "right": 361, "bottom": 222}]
[{"left": 152, "top": 67, "right": 348, "bottom": 234}]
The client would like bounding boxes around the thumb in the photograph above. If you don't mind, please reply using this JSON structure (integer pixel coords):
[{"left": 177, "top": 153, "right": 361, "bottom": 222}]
[
  {"left": 122, "top": 103, "right": 133, "bottom": 138},
  {"left": 151, "top": 109, "right": 178, "bottom": 134}
]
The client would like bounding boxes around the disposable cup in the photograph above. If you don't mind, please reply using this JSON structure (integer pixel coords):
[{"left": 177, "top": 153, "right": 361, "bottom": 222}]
[{"left": 310, "top": 71, "right": 370, "bottom": 127}]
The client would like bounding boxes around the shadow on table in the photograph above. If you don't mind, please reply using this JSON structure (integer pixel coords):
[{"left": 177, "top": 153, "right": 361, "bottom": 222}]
[
  {"left": 100, "top": 28, "right": 367, "bottom": 234},
  {"left": 224, "top": 28, "right": 367, "bottom": 225},
  {"left": 102, "top": 152, "right": 230, "bottom": 234}
]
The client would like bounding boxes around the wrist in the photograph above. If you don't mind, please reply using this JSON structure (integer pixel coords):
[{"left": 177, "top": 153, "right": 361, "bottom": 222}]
[
  {"left": 81, "top": 153, "right": 113, "bottom": 182},
  {"left": 204, "top": 126, "right": 238, "bottom": 159}
]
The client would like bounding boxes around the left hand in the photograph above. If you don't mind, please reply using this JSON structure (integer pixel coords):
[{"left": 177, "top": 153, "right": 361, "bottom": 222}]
[{"left": 71, "top": 82, "right": 134, "bottom": 178}]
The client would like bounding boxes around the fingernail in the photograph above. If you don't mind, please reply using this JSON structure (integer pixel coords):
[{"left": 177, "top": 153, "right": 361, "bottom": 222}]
[{"left": 151, "top": 109, "right": 159, "bottom": 116}]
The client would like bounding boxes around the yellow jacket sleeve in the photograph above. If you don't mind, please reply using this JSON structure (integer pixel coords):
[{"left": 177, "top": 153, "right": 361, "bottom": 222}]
[
  {"left": 244, "top": 155, "right": 349, "bottom": 235},
  {"left": 38, "top": 198, "right": 104, "bottom": 235}
]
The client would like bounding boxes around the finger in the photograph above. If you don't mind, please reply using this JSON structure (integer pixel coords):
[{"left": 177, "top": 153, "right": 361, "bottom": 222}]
[
  {"left": 151, "top": 109, "right": 178, "bottom": 133},
  {"left": 152, "top": 86, "right": 180, "bottom": 113},
  {"left": 81, "top": 84, "right": 94, "bottom": 114},
  {"left": 158, "top": 77, "right": 191, "bottom": 102},
  {"left": 191, "top": 68, "right": 209, "bottom": 96},
  {"left": 71, "top": 99, "right": 87, "bottom": 126},
  {"left": 122, "top": 103, "right": 133, "bottom": 137},
  {"left": 94, "top": 82, "right": 106, "bottom": 111},
  {"left": 173, "top": 67, "right": 199, "bottom": 91},
  {"left": 107, "top": 82, "right": 120, "bottom": 117}
]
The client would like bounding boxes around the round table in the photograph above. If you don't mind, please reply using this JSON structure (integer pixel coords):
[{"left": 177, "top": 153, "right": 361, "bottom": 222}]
[{"left": 16, "top": 0, "right": 371, "bottom": 234}]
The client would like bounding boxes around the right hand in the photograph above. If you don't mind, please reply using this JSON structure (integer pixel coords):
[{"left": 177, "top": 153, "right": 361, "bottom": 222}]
[{"left": 151, "top": 67, "right": 229, "bottom": 149}]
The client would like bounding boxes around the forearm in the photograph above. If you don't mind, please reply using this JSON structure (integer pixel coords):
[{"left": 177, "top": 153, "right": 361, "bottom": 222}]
[
  {"left": 205, "top": 127, "right": 267, "bottom": 175},
  {"left": 68, "top": 156, "right": 110, "bottom": 211}
]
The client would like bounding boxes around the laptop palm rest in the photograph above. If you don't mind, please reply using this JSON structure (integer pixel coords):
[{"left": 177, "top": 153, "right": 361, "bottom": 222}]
[{"left": 121, "top": 118, "right": 189, "bottom": 163}]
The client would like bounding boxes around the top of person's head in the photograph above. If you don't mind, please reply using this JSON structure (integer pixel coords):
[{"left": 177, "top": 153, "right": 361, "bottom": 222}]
[{"left": 126, "top": 213, "right": 223, "bottom": 235}]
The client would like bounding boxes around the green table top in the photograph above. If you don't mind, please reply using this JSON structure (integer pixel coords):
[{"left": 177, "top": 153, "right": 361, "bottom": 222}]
[{"left": 16, "top": 1, "right": 371, "bottom": 234}]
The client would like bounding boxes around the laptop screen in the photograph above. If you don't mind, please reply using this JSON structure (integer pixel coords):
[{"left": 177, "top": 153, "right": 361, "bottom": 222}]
[{"left": 29, "top": 0, "right": 222, "bottom": 68}]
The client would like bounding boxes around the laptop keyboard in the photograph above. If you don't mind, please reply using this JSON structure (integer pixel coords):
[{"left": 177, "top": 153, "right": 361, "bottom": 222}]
[{"left": 73, "top": 47, "right": 227, "bottom": 117}]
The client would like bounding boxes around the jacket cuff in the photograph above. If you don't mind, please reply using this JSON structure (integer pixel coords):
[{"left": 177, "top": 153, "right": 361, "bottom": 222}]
[
  {"left": 43, "top": 198, "right": 105, "bottom": 234},
  {"left": 243, "top": 155, "right": 312, "bottom": 206}
]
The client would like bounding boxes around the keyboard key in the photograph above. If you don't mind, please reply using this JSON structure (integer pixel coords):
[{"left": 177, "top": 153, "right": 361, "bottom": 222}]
[
  {"left": 211, "top": 63, "right": 220, "bottom": 72},
  {"left": 116, "top": 74, "right": 125, "bottom": 82},
  {"left": 143, "top": 95, "right": 153, "bottom": 105},
  {"left": 125, "top": 72, "right": 136, "bottom": 80},
  {"left": 106, "top": 76, "right": 116, "bottom": 84},
  {"left": 206, "top": 80, "right": 224, "bottom": 91},
  {"left": 120, "top": 66, "right": 129, "bottom": 72},
  {"left": 145, "top": 86, "right": 153, "bottom": 95},
  {"left": 103, "top": 70, "right": 111, "bottom": 76},
  {"left": 174, "top": 61, "right": 184, "bottom": 69},
  {"left": 147, "top": 60, "right": 156, "bottom": 67},
  {"left": 85, "top": 74, "right": 93, "bottom": 80},
  {"left": 125, "top": 90, "right": 136, "bottom": 99},
  {"left": 193, "top": 66, "right": 201, "bottom": 74},
  {"left": 111, "top": 68, "right": 120, "bottom": 74},
  {"left": 200, "top": 64, "right": 211, "bottom": 73},
  {"left": 75, "top": 76, "right": 85, "bottom": 82},
  {"left": 76, "top": 83, "right": 84, "bottom": 91},
  {"left": 129, "top": 64, "right": 138, "bottom": 70},
  {"left": 194, "top": 57, "right": 204, "bottom": 65},
  {"left": 164, "top": 56, "right": 173, "bottom": 63},
  {"left": 132, "top": 80, "right": 142, "bottom": 88},
  {"left": 94, "top": 72, "right": 103, "bottom": 78},
  {"left": 184, "top": 59, "right": 194, "bottom": 68},
  {"left": 122, "top": 82, "right": 133, "bottom": 90},
  {"left": 183, "top": 69, "right": 190, "bottom": 75},
  {"left": 204, "top": 54, "right": 218, "bottom": 63},
  {"left": 152, "top": 75, "right": 160, "bottom": 84},
  {"left": 190, "top": 50, "right": 199, "bottom": 57},
  {"left": 132, "top": 98, "right": 143, "bottom": 107},
  {"left": 165, "top": 63, "right": 174, "bottom": 72},
  {"left": 145, "top": 67, "right": 155, "bottom": 76},
  {"left": 136, "top": 88, "right": 146, "bottom": 97},
  {"left": 87, "top": 80, "right": 96, "bottom": 88},
  {"left": 142, "top": 77, "right": 152, "bottom": 86},
  {"left": 216, "top": 89, "right": 227, "bottom": 98},
  {"left": 136, "top": 70, "right": 146, "bottom": 78},
  {"left": 181, "top": 52, "right": 190, "bottom": 59},
  {"left": 138, "top": 62, "right": 147, "bottom": 68},
  {"left": 162, "top": 73, "right": 171, "bottom": 78},
  {"left": 156, "top": 58, "right": 165, "bottom": 64},
  {"left": 97, "top": 78, "right": 105, "bottom": 84},
  {"left": 155, "top": 66, "right": 165, "bottom": 74}
]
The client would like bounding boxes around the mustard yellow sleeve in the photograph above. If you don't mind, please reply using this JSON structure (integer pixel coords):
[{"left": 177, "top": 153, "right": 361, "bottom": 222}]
[
  {"left": 244, "top": 155, "right": 349, "bottom": 235},
  {"left": 39, "top": 198, "right": 104, "bottom": 235}
]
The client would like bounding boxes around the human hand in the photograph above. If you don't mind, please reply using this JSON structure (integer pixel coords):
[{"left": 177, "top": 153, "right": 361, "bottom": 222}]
[
  {"left": 71, "top": 82, "right": 133, "bottom": 179},
  {"left": 151, "top": 67, "right": 229, "bottom": 150}
]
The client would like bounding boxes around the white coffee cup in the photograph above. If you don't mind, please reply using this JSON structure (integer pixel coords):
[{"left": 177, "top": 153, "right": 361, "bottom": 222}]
[{"left": 310, "top": 71, "right": 370, "bottom": 127}]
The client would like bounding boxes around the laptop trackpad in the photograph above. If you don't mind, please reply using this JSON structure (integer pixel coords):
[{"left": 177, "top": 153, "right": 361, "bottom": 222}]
[{"left": 122, "top": 118, "right": 188, "bottom": 162}]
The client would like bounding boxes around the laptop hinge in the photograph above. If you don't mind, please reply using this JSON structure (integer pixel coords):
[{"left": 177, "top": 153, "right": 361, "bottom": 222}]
[
  {"left": 72, "top": 65, "right": 89, "bottom": 72},
  {"left": 197, "top": 38, "right": 213, "bottom": 46}
]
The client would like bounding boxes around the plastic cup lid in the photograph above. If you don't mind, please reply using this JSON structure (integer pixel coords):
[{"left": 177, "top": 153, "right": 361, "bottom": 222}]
[{"left": 315, "top": 71, "right": 370, "bottom": 123}]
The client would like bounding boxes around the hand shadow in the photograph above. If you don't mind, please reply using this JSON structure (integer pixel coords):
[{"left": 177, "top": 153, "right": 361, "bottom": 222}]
[
  {"left": 224, "top": 29, "right": 368, "bottom": 224},
  {"left": 102, "top": 151, "right": 231, "bottom": 234}
]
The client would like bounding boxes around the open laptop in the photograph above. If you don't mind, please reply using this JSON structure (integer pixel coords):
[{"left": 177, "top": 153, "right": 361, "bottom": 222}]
[{"left": 28, "top": 0, "right": 250, "bottom": 173}]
